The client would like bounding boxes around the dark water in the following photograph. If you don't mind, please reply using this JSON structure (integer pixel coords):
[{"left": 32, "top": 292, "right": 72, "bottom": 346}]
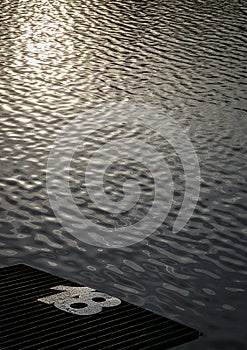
[{"left": 0, "top": 0, "right": 247, "bottom": 349}]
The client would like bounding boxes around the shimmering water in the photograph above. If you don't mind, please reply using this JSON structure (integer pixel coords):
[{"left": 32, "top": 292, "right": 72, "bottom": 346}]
[{"left": 0, "top": 0, "right": 246, "bottom": 349}]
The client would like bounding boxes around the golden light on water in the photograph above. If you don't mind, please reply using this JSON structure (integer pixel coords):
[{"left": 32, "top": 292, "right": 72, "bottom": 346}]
[
  {"left": 11, "top": 0, "right": 73, "bottom": 83},
  {"left": 2, "top": 0, "right": 129, "bottom": 107}
]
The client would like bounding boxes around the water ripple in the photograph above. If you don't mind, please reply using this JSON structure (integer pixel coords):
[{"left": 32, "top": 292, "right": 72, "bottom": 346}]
[{"left": 0, "top": 1, "right": 246, "bottom": 349}]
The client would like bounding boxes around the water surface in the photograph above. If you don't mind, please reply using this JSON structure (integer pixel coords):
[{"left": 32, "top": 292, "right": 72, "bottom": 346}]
[{"left": 0, "top": 1, "right": 246, "bottom": 349}]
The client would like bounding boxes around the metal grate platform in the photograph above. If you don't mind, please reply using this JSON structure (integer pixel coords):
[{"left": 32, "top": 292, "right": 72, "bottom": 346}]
[{"left": 0, "top": 264, "right": 200, "bottom": 349}]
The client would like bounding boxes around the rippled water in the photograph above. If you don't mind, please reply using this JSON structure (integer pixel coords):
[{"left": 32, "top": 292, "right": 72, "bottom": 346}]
[{"left": 0, "top": 0, "right": 247, "bottom": 349}]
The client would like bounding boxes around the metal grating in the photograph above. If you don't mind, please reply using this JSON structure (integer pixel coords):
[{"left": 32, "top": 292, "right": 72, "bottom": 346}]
[{"left": 0, "top": 264, "right": 200, "bottom": 349}]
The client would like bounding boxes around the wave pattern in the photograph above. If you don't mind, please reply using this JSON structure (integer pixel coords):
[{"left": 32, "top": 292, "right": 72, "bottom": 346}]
[{"left": 0, "top": 1, "right": 246, "bottom": 349}]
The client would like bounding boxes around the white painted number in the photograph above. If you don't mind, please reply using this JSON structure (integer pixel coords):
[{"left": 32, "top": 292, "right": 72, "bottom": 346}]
[{"left": 38, "top": 285, "right": 121, "bottom": 316}]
